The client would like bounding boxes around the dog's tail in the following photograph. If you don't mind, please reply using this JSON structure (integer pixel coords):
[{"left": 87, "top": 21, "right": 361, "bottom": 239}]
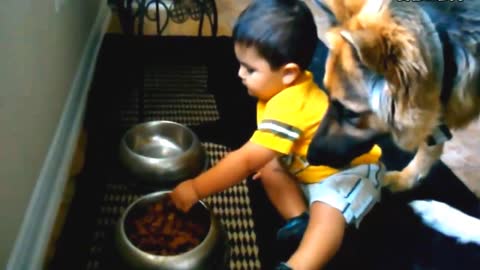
[{"left": 409, "top": 200, "right": 480, "bottom": 245}]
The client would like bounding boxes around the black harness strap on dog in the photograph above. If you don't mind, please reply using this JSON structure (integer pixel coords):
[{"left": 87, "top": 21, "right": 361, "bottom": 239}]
[
  {"left": 424, "top": 13, "right": 456, "bottom": 146},
  {"left": 422, "top": 4, "right": 458, "bottom": 106},
  {"left": 425, "top": 28, "right": 454, "bottom": 145},
  {"left": 437, "top": 30, "right": 457, "bottom": 106}
]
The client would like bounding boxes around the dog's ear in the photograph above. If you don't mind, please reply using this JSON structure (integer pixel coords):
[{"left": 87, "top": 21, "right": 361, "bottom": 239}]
[
  {"left": 313, "top": 0, "right": 366, "bottom": 24},
  {"left": 357, "top": 0, "right": 390, "bottom": 21},
  {"left": 312, "top": 0, "right": 338, "bottom": 28},
  {"left": 339, "top": 30, "right": 385, "bottom": 72},
  {"left": 310, "top": 0, "right": 368, "bottom": 47}
]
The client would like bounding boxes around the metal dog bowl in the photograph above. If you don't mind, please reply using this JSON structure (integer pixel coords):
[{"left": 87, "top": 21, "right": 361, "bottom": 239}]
[
  {"left": 119, "top": 121, "right": 207, "bottom": 187},
  {"left": 114, "top": 191, "right": 229, "bottom": 270}
]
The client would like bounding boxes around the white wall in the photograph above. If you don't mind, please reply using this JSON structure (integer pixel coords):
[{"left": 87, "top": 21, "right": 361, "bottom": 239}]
[{"left": 0, "top": 0, "right": 101, "bottom": 267}]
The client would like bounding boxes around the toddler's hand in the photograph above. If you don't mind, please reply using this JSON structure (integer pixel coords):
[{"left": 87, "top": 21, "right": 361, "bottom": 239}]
[
  {"left": 252, "top": 172, "right": 261, "bottom": 180},
  {"left": 170, "top": 179, "right": 200, "bottom": 212}
]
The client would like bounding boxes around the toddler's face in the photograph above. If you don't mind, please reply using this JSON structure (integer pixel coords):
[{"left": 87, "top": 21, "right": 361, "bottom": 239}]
[{"left": 234, "top": 43, "right": 285, "bottom": 101}]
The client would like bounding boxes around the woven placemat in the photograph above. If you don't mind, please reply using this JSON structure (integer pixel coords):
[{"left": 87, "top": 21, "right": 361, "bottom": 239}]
[
  {"left": 83, "top": 64, "right": 261, "bottom": 269},
  {"left": 202, "top": 143, "right": 261, "bottom": 270}
]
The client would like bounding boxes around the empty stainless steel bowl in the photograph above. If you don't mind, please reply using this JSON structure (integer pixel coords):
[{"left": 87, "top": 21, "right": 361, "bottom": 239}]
[
  {"left": 114, "top": 191, "right": 229, "bottom": 270},
  {"left": 119, "top": 121, "right": 207, "bottom": 187}
]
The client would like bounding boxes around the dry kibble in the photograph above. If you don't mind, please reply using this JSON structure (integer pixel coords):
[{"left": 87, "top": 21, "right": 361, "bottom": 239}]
[{"left": 125, "top": 195, "right": 209, "bottom": 255}]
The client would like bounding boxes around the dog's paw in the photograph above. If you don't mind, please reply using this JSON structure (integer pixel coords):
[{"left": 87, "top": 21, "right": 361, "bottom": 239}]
[
  {"left": 382, "top": 170, "right": 418, "bottom": 192},
  {"left": 409, "top": 200, "right": 480, "bottom": 245}
]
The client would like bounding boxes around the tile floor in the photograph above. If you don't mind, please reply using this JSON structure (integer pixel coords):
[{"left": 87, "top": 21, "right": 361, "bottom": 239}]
[{"left": 442, "top": 118, "right": 480, "bottom": 198}]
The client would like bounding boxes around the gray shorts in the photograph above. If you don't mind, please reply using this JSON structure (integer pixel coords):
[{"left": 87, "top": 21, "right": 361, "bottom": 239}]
[{"left": 301, "top": 163, "right": 385, "bottom": 228}]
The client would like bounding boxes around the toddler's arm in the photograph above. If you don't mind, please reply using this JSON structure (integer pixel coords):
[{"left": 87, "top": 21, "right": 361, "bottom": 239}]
[{"left": 171, "top": 141, "right": 277, "bottom": 212}]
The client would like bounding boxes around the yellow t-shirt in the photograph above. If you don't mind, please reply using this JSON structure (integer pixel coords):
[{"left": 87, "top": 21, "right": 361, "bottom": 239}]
[{"left": 250, "top": 71, "right": 382, "bottom": 184}]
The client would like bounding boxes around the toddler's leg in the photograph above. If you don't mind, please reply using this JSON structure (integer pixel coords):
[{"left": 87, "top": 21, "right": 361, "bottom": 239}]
[
  {"left": 286, "top": 202, "right": 346, "bottom": 270},
  {"left": 259, "top": 158, "right": 307, "bottom": 219},
  {"left": 277, "top": 163, "right": 384, "bottom": 269},
  {"left": 260, "top": 158, "right": 309, "bottom": 244}
]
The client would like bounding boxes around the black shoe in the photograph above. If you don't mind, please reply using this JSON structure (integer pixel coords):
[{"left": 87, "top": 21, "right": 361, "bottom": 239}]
[
  {"left": 275, "top": 262, "right": 293, "bottom": 270},
  {"left": 276, "top": 212, "right": 309, "bottom": 242}
]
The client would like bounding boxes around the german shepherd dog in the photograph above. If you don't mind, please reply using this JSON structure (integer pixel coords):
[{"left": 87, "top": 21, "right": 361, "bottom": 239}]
[{"left": 307, "top": 0, "right": 480, "bottom": 244}]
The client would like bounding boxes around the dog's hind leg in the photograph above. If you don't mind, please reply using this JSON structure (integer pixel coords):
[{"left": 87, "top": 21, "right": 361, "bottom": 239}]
[{"left": 383, "top": 143, "right": 444, "bottom": 192}]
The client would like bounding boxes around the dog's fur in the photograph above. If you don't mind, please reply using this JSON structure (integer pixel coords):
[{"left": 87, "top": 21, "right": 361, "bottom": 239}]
[
  {"left": 308, "top": 0, "right": 480, "bottom": 244},
  {"left": 314, "top": 0, "right": 480, "bottom": 191}
]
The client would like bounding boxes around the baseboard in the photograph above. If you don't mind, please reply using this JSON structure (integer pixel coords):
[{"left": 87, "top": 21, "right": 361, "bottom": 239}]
[{"left": 6, "top": 4, "right": 111, "bottom": 270}]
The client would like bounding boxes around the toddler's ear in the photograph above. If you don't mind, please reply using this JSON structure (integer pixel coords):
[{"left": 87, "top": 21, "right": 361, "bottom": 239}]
[{"left": 281, "top": 63, "right": 301, "bottom": 85}]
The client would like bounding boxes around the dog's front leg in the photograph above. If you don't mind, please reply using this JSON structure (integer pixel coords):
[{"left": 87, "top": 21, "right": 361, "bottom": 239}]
[{"left": 383, "top": 142, "right": 444, "bottom": 192}]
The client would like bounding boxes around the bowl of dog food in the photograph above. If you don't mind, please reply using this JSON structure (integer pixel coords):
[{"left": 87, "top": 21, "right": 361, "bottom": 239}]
[
  {"left": 114, "top": 191, "right": 229, "bottom": 270},
  {"left": 119, "top": 121, "right": 207, "bottom": 188}
]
